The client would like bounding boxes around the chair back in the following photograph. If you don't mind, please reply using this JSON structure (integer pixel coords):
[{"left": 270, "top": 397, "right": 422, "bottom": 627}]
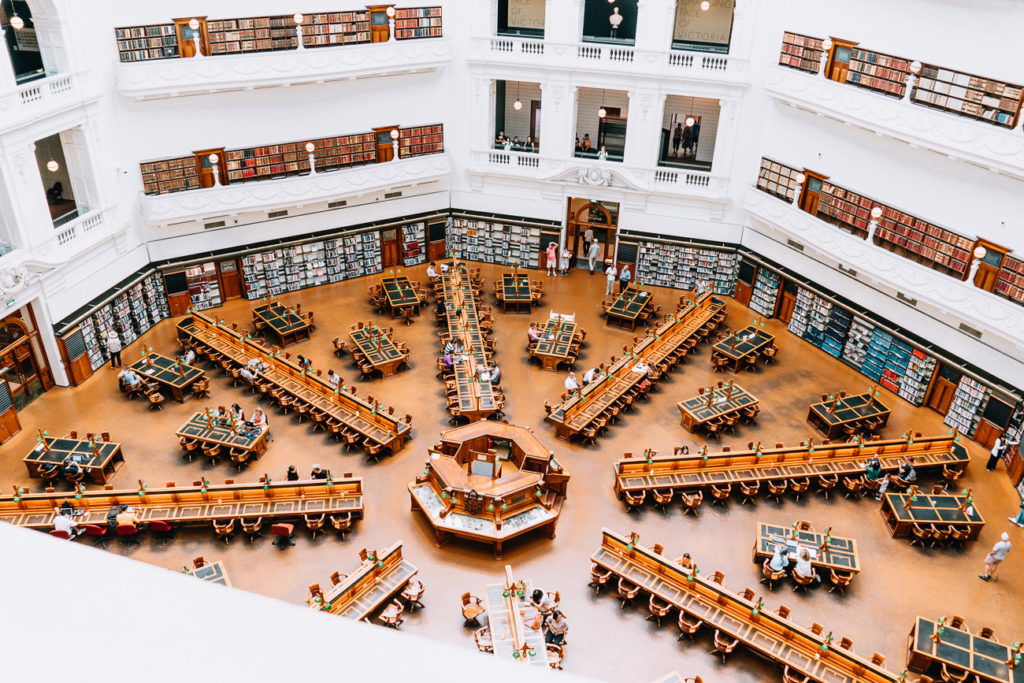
[
  {"left": 83, "top": 524, "right": 106, "bottom": 537},
  {"left": 193, "top": 556, "right": 205, "bottom": 568},
  {"left": 116, "top": 524, "right": 138, "bottom": 536},
  {"left": 49, "top": 530, "right": 72, "bottom": 540},
  {"left": 150, "top": 520, "right": 171, "bottom": 532}
]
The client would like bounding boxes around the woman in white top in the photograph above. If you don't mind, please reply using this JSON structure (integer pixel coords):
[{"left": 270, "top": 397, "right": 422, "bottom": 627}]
[
  {"left": 559, "top": 246, "right": 571, "bottom": 276},
  {"left": 793, "top": 547, "right": 817, "bottom": 583},
  {"left": 564, "top": 371, "right": 579, "bottom": 392},
  {"left": 597, "top": 145, "right": 608, "bottom": 161},
  {"left": 605, "top": 263, "right": 618, "bottom": 296},
  {"left": 769, "top": 544, "right": 790, "bottom": 572}
]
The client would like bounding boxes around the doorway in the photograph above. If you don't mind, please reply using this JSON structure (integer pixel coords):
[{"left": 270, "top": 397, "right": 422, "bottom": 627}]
[
  {"left": 798, "top": 170, "right": 828, "bottom": 215},
  {"left": 566, "top": 198, "right": 618, "bottom": 268},
  {"left": 427, "top": 219, "right": 447, "bottom": 261},
  {"left": 174, "top": 17, "right": 207, "bottom": 57},
  {"left": 926, "top": 364, "right": 960, "bottom": 415},
  {"left": 374, "top": 126, "right": 398, "bottom": 163},
  {"left": 0, "top": 306, "right": 53, "bottom": 411},
  {"left": 194, "top": 148, "right": 225, "bottom": 188},
  {"left": 973, "top": 239, "right": 1009, "bottom": 291},
  {"left": 367, "top": 6, "right": 391, "bottom": 42},
  {"left": 824, "top": 38, "right": 858, "bottom": 82},
  {"left": 2, "top": 0, "right": 46, "bottom": 84},
  {"left": 218, "top": 259, "right": 243, "bottom": 301},
  {"left": 381, "top": 228, "right": 400, "bottom": 268},
  {"left": 777, "top": 279, "right": 798, "bottom": 324}
]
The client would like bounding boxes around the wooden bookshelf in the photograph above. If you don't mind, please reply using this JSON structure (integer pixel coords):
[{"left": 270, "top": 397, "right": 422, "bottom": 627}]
[
  {"left": 635, "top": 240, "right": 739, "bottom": 295},
  {"left": 140, "top": 156, "right": 201, "bottom": 196},
  {"left": 398, "top": 124, "right": 444, "bottom": 158},
  {"left": 304, "top": 10, "right": 371, "bottom": 47},
  {"left": 778, "top": 32, "right": 823, "bottom": 74},
  {"left": 394, "top": 7, "right": 443, "bottom": 40},
  {"left": 115, "top": 24, "right": 180, "bottom": 63},
  {"left": 756, "top": 157, "right": 802, "bottom": 202},
  {"left": 224, "top": 133, "right": 376, "bottom": 183},
  {"left": 185, "top": 263, "right": 221, "bottom": 311},
  {"left": 206, "top": 15, "right": 297, "bottom": 55},
  {"left": 995, "top": 254, "right": 1024, "bottom": 305},
  {"left": 912, "top": 64, "right": 1023, "bottom": 129},
  {"left": 845, "top": 47, "right": 910, "bottom": 98},
  {"left": 874, "top": 206, "right": 973, "bottom": 277},
  {"left": 817, "top": 182, "right": 874, "bottom": 235}
]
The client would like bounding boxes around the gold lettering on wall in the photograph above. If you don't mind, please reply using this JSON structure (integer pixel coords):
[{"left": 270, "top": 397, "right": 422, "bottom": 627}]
[
  {"left": 508, "top": 0, "right": 546, "bottom": 30},
  {"left": 673, "top": 0, "right": 734, "bottom": 46}
]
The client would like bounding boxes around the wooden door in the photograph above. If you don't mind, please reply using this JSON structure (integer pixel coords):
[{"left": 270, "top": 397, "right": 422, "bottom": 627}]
[
  {"left": 799, "top": 171, "right": 828, "bottom": 215},
  {"left": 825, "top": 38, "right": 858, "bottom": 82},
  {"left": 973, "top": 420, "right": 1002, "bottom": 451},
  {"left": 427, "top": 220, "right": 447, "bottom": 261},
  {"left": 381, "top": 229, "right": 400, "bottom": 268},
  {"left": 530, "top": 101, "right": 541, "bottom": 144},
  {"left": 734, "top": 281, "right": 752, "bottom": 306},
  {"left": 174, "top": 17, "right": 208, "bottom": 57},
  {"left": 777, "top": 291, "right": 797, "bottom": 324},
  {"left": 0, "top": 380, "right": 19, "bottom": 444},
  {"left": 973, "top": 239, "right": 1009, "bottom": 291},
  {"left": 374, "top": 126, "right": 398, "bottom": 162},
  {"left": 194, "top": 148, "right": 225, "bottom": 188},
  {"left": 218, "top": 259, "right": 243, "bottom": 301},
  {"left": 167, "top": 293, "right": 191, "bottom": 317},
  {"left": 367, "top": 6, "right": 392, "bottom": 42},
  {"left": 926, "top": 364, "right": 959, "bottom": 415}
]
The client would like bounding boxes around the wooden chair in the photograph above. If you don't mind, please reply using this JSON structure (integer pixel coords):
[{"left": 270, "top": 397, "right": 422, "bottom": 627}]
[
  {"left": 461, "top": 592, "right": 485, "bottom": 626},
  {"left": 710, "top": 483, "right": 731, "bottom": 506},
  {"left": 930, "top": 524, "right": 950, "bottom": 548},
  {"left": 775, "top": 605, "right": 791, "bottom": 620},
  {"left": 329, "top": 571, "right": 347, "bottom": 586},
  {"left": 710, "top": 571, "right": 725, "bottom": 585},
  {"left": 842, "top": 476, "right": 865, "bottom": 499},
  {"left": 304, "top": 513, "right": 326, "bottom": 541},
  {"left": 378, "top": 599, "right": 405, "bottom": 628},
  {"left": 473, "top": 626, "right": 493, "bottom": 653},
  {"left": 816, "top": 473, "right": 838, "bottom": 500},
  {"left": 760, "top": 560, "right": 786, "bottom": 591},
  {"left": 202, "top": 443, "right": 221, "bottom": 466},
  {"left": 329, "top": 513, "right": 352, "bottom": 540},
  {"left": 401, "top": 578, "right": 425, "bottom": 611},
  {"left": 588, "top": 564, "right": 613, "bottom": 593},
  {"left": 646, "top": 594, "right": 672, "bottom": 627},
  {"left": 782, "top": 666, "right": 810, "bottom": 683},
  {"left": 949, "top": 615, "right": 969, "bottom": 632},
  {"left": 677, "top": 611, "right": 702, "bottom": 640},
  {"left": 795, "top": 520, "right": 814, "bottom": 532},
  {"left": 710, "top": 629, "right": 739, "bottom": 662},
  {"left": 789, "top": 477, "right": 810, "bottom": 501},
  {"left": 739, "top": 481, "right": 760, "bottom": 505},
  {"left": 839, "top": 636, "right": 854, "bottom": 651},
  {"left": 766, "top": 480, "right": 788, "bottom": 504},
  {"left": 212, "top": 518, "right": 235, "bottom": 544},
  {"left": 229, "top": 448, "right": 250, "bottom": 471},
  {"left": 861, "top": 476, "right": 882, "bottom": 498},
  {"left": 942, "top": 464, "right": 965, "bottom": 485},
  {"left": 546, "top": 644, "right": 564, "bottom": 671},
  {"left": 978, "top": 626, "right": 997, "bottom": 641},
  {"left": 148, "top": 391, "right": 166, "bottom": 410},
  {"left": 939, "top": 663, "right": 968, "bottom": 683},
  {"left": 909, "top": 523, "right": 932, "bottom": 548},
  {"left": 240, "top": 517, "right": 263, "bottom": 543},
  {"left": 948, "top": 525, "right": 970, "bottom": 551},
  {"left": 617, "top": 577, "right": 640, "bottom": 608},
  {"left": 652, "top": 488, "right": 673, "bottom": 512},
  {"left": 792, "top": 571, "right": 815, "bottom": 593},
  {"left": 680, "top": 490, "right": 702, "bottom": 516},
  {"left": 828, "top": 569, "right": 853, "bottom": 596},
  {"left": 623, "top": 489, "right": 646, "bottom": 513}
]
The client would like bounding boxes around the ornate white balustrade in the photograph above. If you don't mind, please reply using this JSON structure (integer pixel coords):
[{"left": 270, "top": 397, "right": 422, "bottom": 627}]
[{"left": 0, "top": 72, "right": 85, "bottom": 133}]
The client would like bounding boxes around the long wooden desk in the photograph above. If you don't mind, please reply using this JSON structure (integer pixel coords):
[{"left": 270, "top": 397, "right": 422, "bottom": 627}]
[
  {"left": 907, "top": 617, "right": 1023, "bottom": 683},
  {"left": 129, "top": 352, "right": 204, "bottom": 402},
  {"left": 382, "top": 275, "right": 420, "bottom": 317},
  {"left": 24, "top": 436, "right": 124, "bottom": 484},
  {"left": 186, "top": 560, "right": 232, "bottom": 587},
  {"left": 175, "top": 412, "right": 268, "bottom": 458},
  {"left": 614, "top": 434, "right": 970, "bottom": 498},
  {"left": 0, "top": 477, "right": 364, "bottom": 530},
  {"left": 808, "top": 392, "right": 891, "bottom": 439},
  {"left": 310, "top": 542, "right": 417, "bottom": 621},
  {"left": 677, "top": 383, "right": 758, "bottom": 433},
  {"left": 440, "top": 261, "right": 497, "bottom": 421},
  {"left": 753, "top": 522, "right": 861, "bottom": 575},
  {"left": 530, "top": 318, "right": 578, "bottom": 371},
  {"left": 253, "top": 302, "right": 310, "bottom": 347},
  {"left": 880, "top": 492, "right": 984, "bottom": 540},
  {"left": 500, "top": 273, "right": 533, "bottom": 313},
  {"left": 592, "top": 529, "right": 898, "bottom": 683},
  {"left": 713, "top": 325, "right": 774, "bottom": 372},
  {"left": 177, "top": 313, "right": 411, "bottom": 453},
  {"left": 483, "top": 566, "right": 550, "bottom": 666},
  {"left": 606, "top": 283, "right": 652, "bottom": 330},
  {"left": 547, "top": 294, "right": 725, "bottom": 441},
  {"left": 349, "top": 326, "right": 405, "bottom": 377}
]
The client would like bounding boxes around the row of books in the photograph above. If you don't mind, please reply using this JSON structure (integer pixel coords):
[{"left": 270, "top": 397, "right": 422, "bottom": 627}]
[
  {"left": 447, "top": 219, "right": 542, "bottom": 269},
  {"left": 75, "top": 273, "right": 171, "bottom": 371},
  {"left": 634, "top": 242, "right": 739, "bottom": 295},
  {"left": 749, "top": 268, "right": 781, "bottom": 318},
  {"left": 943, "top": 375, "right": 991, "bottom": 435}
]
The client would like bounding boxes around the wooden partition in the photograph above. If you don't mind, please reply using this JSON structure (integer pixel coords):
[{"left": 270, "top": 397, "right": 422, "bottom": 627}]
[
  {"left": 438, "top": 260, "right": 497, "bottom": 421},
  {"left": 0, "top": 477, "right": 363, "bottom": 530},
  {"left": 310, "top": 541, "right": 417, "bottom": 620}
]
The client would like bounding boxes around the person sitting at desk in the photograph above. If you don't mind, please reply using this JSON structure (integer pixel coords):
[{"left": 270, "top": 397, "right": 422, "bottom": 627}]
[
  {"left": 214, "top": 405, "right": 228, "bottom": 421},
  {"left": 769, "top": 544, "right": 791, "bottom": 572},
  {"left": 53, "top": 511, "right": 82, "bottom": 539},
  {"left": 531, "top": 588, "right": 557, "bottom": 622},
  {"left": 61, "top": 459, "right": 82, "bottom": 479},
  {"left": 443, "top": 339, "right": 463, "bottom": 356},
  {"left": 897, "top": 456, "right": 917, "bottom": 482},
  {"left": 631, "top": 357, "right": 650, "bottom": 377},
  {"left": 229, "top": 403, "right": 245, "bottom": 423},
  {"left": 239, "top": 365, "right": 257, "bottom": 382},
  {"left": 527, "top": 324, "right": 542, "bottom": 347},
  {"left": 296, "top": 355, "right": 312, "bottom": 371},
  {"left": 864, "top": 458, "right": 883, "bottom": 481},
  {"left": 793, "top": 547, "right": 819, "bottom": 585},
  {"left": 477, "top": 365, "right": 492, "bottom": 383},
  {"left": 435, "top": 299, "right": 447, "bottom": 318},
  {"left": 546, "top": 610, "right": 568, "bottom": 646},
  {"left": 246, "top": 357, "right": 268, "bottom": 373},
  {"left": 676, "top": 552, "right": 694, "bottom": 569},
  {"left": 426, "top": 262, "right": 440, "bottom": 281},
  {"left": 39, "top": 462, "right": 60, "bottom": 478},
  {"left": 119, "top": 368, "right": 142, "bottom": 390},
  {"left": 310, "top": 465, "right": 328, "bottom": 480},
  {"left": 582, "top": 367, "right": 599, "bottom": 386},
  {"left": 564, "top": 371, "right": 579, "bottom": 392},
  {"left": 441, "top": 352, "right": 455, "bottom": 369},
  {"left": 286, "top": 465, "right": 299, "bottom": 481},
  {"left": 180, "top": 347, "right": 196, "bottom": 365},
  {"left": 326, "top": 369, "right": 340, "bottom": 388},
  {"left": 115, "top": 504, "right": 141, "bottom": 528},
  {"left": 479, "top": 363, "right": 501, "bottom": 385}
]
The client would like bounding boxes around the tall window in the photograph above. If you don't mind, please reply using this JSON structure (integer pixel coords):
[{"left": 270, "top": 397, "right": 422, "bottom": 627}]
[
  {"left": 2, "top": 0, "right": 45, "bottom": 83},
  {"left": 672, "top": 0, "right": 734, "bottom": 54},
  {"left": 582, "top": 0, "right": 637, "bottom": 46},
  {"left": 497, "top": 0, "right": 545, "bottom": 38}
]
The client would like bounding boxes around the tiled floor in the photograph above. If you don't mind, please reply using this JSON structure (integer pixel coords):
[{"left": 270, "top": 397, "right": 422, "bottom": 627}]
[{"left": 6, "top": 262, "right": 1021, "bottom": 682}]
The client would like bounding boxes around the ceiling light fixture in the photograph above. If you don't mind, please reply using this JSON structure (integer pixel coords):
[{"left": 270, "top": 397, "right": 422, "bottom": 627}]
[
  {"left": 700, "top": 0, "right": 710, "bottom": 10},
  {"left": 10, "top": 13, "right": 24, "bottom": 30},
  {"left": 46, "top": 159, "right": 59, "bottom": 173}
]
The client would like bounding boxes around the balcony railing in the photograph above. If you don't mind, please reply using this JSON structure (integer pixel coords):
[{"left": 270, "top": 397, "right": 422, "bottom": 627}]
[
  {"left": 766, "top": 65, "right": 1024, "bottom": 180},
  {"left": 1, "top": 72, "right": 85, "bottom": 133},
  {"left": 116, "top": 38, "right": 450, "bottom": 101},
  {"left": 743, "top": 187, "right": 1024, "bottom": 376},
  {"left": 471, "top": 36, "right": 747, "bottom": 84},
  {"left": 142, "top": 153, "right": 451, "bottom": 226}
]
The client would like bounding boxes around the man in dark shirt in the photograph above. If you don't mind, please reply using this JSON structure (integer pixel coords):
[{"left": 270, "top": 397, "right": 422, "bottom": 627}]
[{"left": 310, "top": 465, "right": 328, "bottom": 480}]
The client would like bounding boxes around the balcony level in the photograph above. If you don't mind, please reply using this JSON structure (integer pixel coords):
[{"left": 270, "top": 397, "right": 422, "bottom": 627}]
[
  {"left": 116, "top": 38, "right": 450, "bottom": 101},
  {"left": 0, "top": 72, "right": 91, "bottom": 135}
]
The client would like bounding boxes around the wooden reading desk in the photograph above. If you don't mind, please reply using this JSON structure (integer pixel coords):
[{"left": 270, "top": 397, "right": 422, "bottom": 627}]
[
  {"left": 382, "top": 275, "right": 420, "bottom": 318},
  {"left": 440, "top": 261, "right": 497, "bottom": 421},
  {"left": 677, "top": 383, "right": 758, "bottom": 433},
  {"left": 591, "top": 529, "right": 898, "bottom": 683},
  {"left": 185, "top": 560, "right": 232, "bottom": 587},
  {"left": 907, "top": 617, "right": 1023, "bottom": 683},
  {"left": 349, "top": 326, "right": 406, "bottom": 377},
  {"left": 547, "top": 294, "right": 725, "bottom": 441},
  {"left": 712, "top": 325, "right": 775, "bottom": 372},
  {"left": 808, "top": 392, "right": 891, "bottom": 439},
  {"left": 500, "top": 273, "right": 533, "bottom": 313},
  {"left": 606, "top": 283, "right": 653, "bottom": 330},
  {"left": 253, "top": 302, "right": 311, "bottom": 348},
  {"left": 0, "top": 477, "right": 364, "bottom": 530},
  {"left": 24, "top": 435, "right": 124, "bottom": 484},
  {"left": 753, "top": 522, "right": 861, "bottom": 576},
  {"left": 530, "top": 317, "right": 578, "bottom": 371},
  {"left": 614, "top": 434, "right": 971, "bottom": 499},
  {"left": 880, "top": 492, "right": 984, "bottom": 540},
  {"left": 176, "top": 412, "right": 268, "bottom": 458},
  {"left": 129, "top": 352, "right": 204, "bottom": 402},
  {"left": 309, "top": 541, "right": 417, "bottom": 621},
  {"left": 483, "top": 566, "right": 550, "bottom": 666},
  {"left": 177, "top": 312, "right": 411, "bottom": 454}
]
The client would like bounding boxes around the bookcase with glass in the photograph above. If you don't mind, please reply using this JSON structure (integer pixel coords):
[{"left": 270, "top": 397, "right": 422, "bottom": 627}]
[
  {"left": 206, "top": 15, "right": 298, "bottom": 55},
  {"left": 447, "top": 218, "right": 541, "bottom": 268},
  {"left": 304, "top": 11, "right": 371, "bottom": 46},
  {"left": 115, "top": 24, "right": 179, "bottom": 62},
  {"left": 756, "top": 158, "right": 802, "bottom": 202},
  {"left": 185, "top": 264, "right": 222, "bottom": 311},
  {"left": 224, "top": 133, "right": 376, "bottom": 183},
  {"left": 912, "top": 65, "right": 1023, "bottom": 129},
  {"left": 994, "top": 254, "right": 1024, "bottom": 305},
  {"left": 140, "top": 157, "right": 200, "bottom": 196},
  {"left": 944, "top": 376, "right": 991, "bottom": 436},
  {"left": 873, "top": 206, "right": 973, "bottom": 277},
  {"left": 845, "top": 48, "right": 910, "bottom": 98},
  {"left": 634, "top": 241, "right": 739, "bottom": 295},
  {"left": 816, "top": 183, "right": 874, "bottom": 236},
  {"left": 399, "top": 125, "right": 445, "bottom": 158},
  {"left": 778, "top": 32, "right": 823, "bottom": 74},
  {"left": 402, "top": 223, "right": 426, "bottom": 266},
  {"left": 749, "top": 268, "right": 781, "bottom": 317},
  {"left": 394, "top": 7, "right": 443, "bottom": 39}
]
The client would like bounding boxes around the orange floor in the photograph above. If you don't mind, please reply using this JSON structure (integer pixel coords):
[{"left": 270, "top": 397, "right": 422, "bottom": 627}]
[{"left": 6, "top": 262, "right": 1021, "bottom": 682}]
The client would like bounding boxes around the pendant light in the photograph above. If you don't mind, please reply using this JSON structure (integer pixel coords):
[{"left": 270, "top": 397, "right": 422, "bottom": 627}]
[
  {"left": 685, "top": 96, "right": 695, "bottom": 128},
  {"left": 10, "top": 14, "right": 24, "bottom": 30},
  {"left": 46, "top": 160, "right": 59, "bottom": 172},
  {"left": 512, "top": 82, "right": 522, "bottom": 111},
  {"left": 598, "top": 89, "right": 607, "bottom": 119},
  {"left": 700, "top": 0, "right": 710, "bottom": 10}
]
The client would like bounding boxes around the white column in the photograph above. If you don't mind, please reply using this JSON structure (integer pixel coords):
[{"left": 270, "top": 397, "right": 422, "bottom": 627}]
[
  {"left": 59, "top": 127, "right": 97, "bottom": 212},
  {"left": 633, "top": 0, "right": 665, "bottom": 52},
  {"left": 1, "top": 139, "right": 56, "bottom": 249},
  {"left": 623, "top": 88, "right": 661, "bottom": 168},
  {"left": 539, "top": 80, "right": 573, "bottom": 161},
  {"left": 544, "top": 0, "right": 582, "bottom": 45},
  {"left": 0, "top": 27, "right": 17, "bottom": 91},
  {"left": 709, "top": 97, "right": 739, "bottom": 176}
]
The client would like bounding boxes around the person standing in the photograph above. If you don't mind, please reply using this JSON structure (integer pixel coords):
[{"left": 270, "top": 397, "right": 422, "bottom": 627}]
[
  {"left": 605, "top": 262, "right": 618, "bottom": 296},
  {"left": 672, "top": 123, "right": 683, "bottom": 157},
  {"left": 1008, "top": 500, "right": 1024, "bottom": 528},
  {"left": 559, "top": 245, "right": 571, "bottom": 276},
  {"left": 987, "top": 435, "right": 1006, "bottom": 471},
  {"left": 107, "top": 331, "right": 122, "bottom": 369},
  {"left": 618, "top": 263, "right": 631, "bottom": 292},
  {"left": 979, "top": 532, "right": 1012, "bottom": 581},
  {"left": 587, "top": 239, "right": 601, "bottom": 274},
  {"left": 546, "top": 242, "right": 558, "bottom": 277}
]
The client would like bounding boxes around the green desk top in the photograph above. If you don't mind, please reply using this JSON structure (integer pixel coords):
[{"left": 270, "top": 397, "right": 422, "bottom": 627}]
[
  {"left": 350, "top": 328, "right": 404, "bottom": 366},
  {"left": 175, "top": 413, "right": 265, "bottom": 449},
  {"left": 913, "top": 617, "right": 1022, "bottom": 683},
  {"left": 678, "top": 385, "right": 758, "bottom": 423},
  {"left": 382, "top": 276, "right": 420, "bottom": 308},
  {"left": 608, "top": 285, "right": 652, "bottom": 320},
  {"left": 756, "top": 522, "right": 860, "bottom": 572},
  {"left": 885, "top": 493, "right": 984, "bottom": 524},
  {"left": 502, "top": 274, "right": 533, "bottom": 302},
  {"left": 131, "top": 353, "right": 203, "bottom": 388},
  {"left": 810, "top": 392, "right": 890, "bottom": 426},
  {"left": 25, "top": 438, "right": 120, "bottom": 468},
  {"left": 713, "top": 325, "right": 774, "bottom": 360},
  {"left": 254, "top": 303, "right": 309, "bottom": 334},
  {"left": 533, "top": 319, "right": 577, "bottom": 358}
]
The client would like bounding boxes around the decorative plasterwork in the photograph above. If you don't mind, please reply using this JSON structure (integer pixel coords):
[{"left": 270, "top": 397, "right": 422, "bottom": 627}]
[
  {"left": 141, "top": 154, "right": 451, "bottom": 226},
  {"left": 765, "top": 65, "right": 1024, "bottom": 181},
  {"left": 116, "top": 40, "right": 450, "bottom": 101}
]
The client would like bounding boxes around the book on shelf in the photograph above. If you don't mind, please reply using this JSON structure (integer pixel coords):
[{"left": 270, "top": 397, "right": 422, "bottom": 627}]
[
  {"left": 943, "top": 376, "right": 991, "bottom": 435},
  {"left": 845, "top": 47, "right": 910, "bottom": 98},
  {"left": 140, "top": 156, "right": 200, "bottom": 196},
  {"left": 778, "top": 32, "right": 823, "bottom": 74},
  {"left": 912, "top": 64, "right": 1022, "bottom": 129},
  {"left": 756, "top": 158, "right": 802, "bottom": 202},
  {"left": 115, "top": 24, "right": 179, "bottom": 62},
  {"left": 394, "top": 7, "right": 443, "bottom": 40},
  {"left": 749, "top": 268, "right": 780, "bottom": 318},
  {"left": 399, "top": 124, "right": 445, "bottom": 159}
]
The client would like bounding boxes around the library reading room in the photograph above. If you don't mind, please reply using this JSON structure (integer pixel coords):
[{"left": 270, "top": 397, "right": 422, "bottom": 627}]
[{"left": 3, "top": 1, "right": 1024, "bottom": 681}]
